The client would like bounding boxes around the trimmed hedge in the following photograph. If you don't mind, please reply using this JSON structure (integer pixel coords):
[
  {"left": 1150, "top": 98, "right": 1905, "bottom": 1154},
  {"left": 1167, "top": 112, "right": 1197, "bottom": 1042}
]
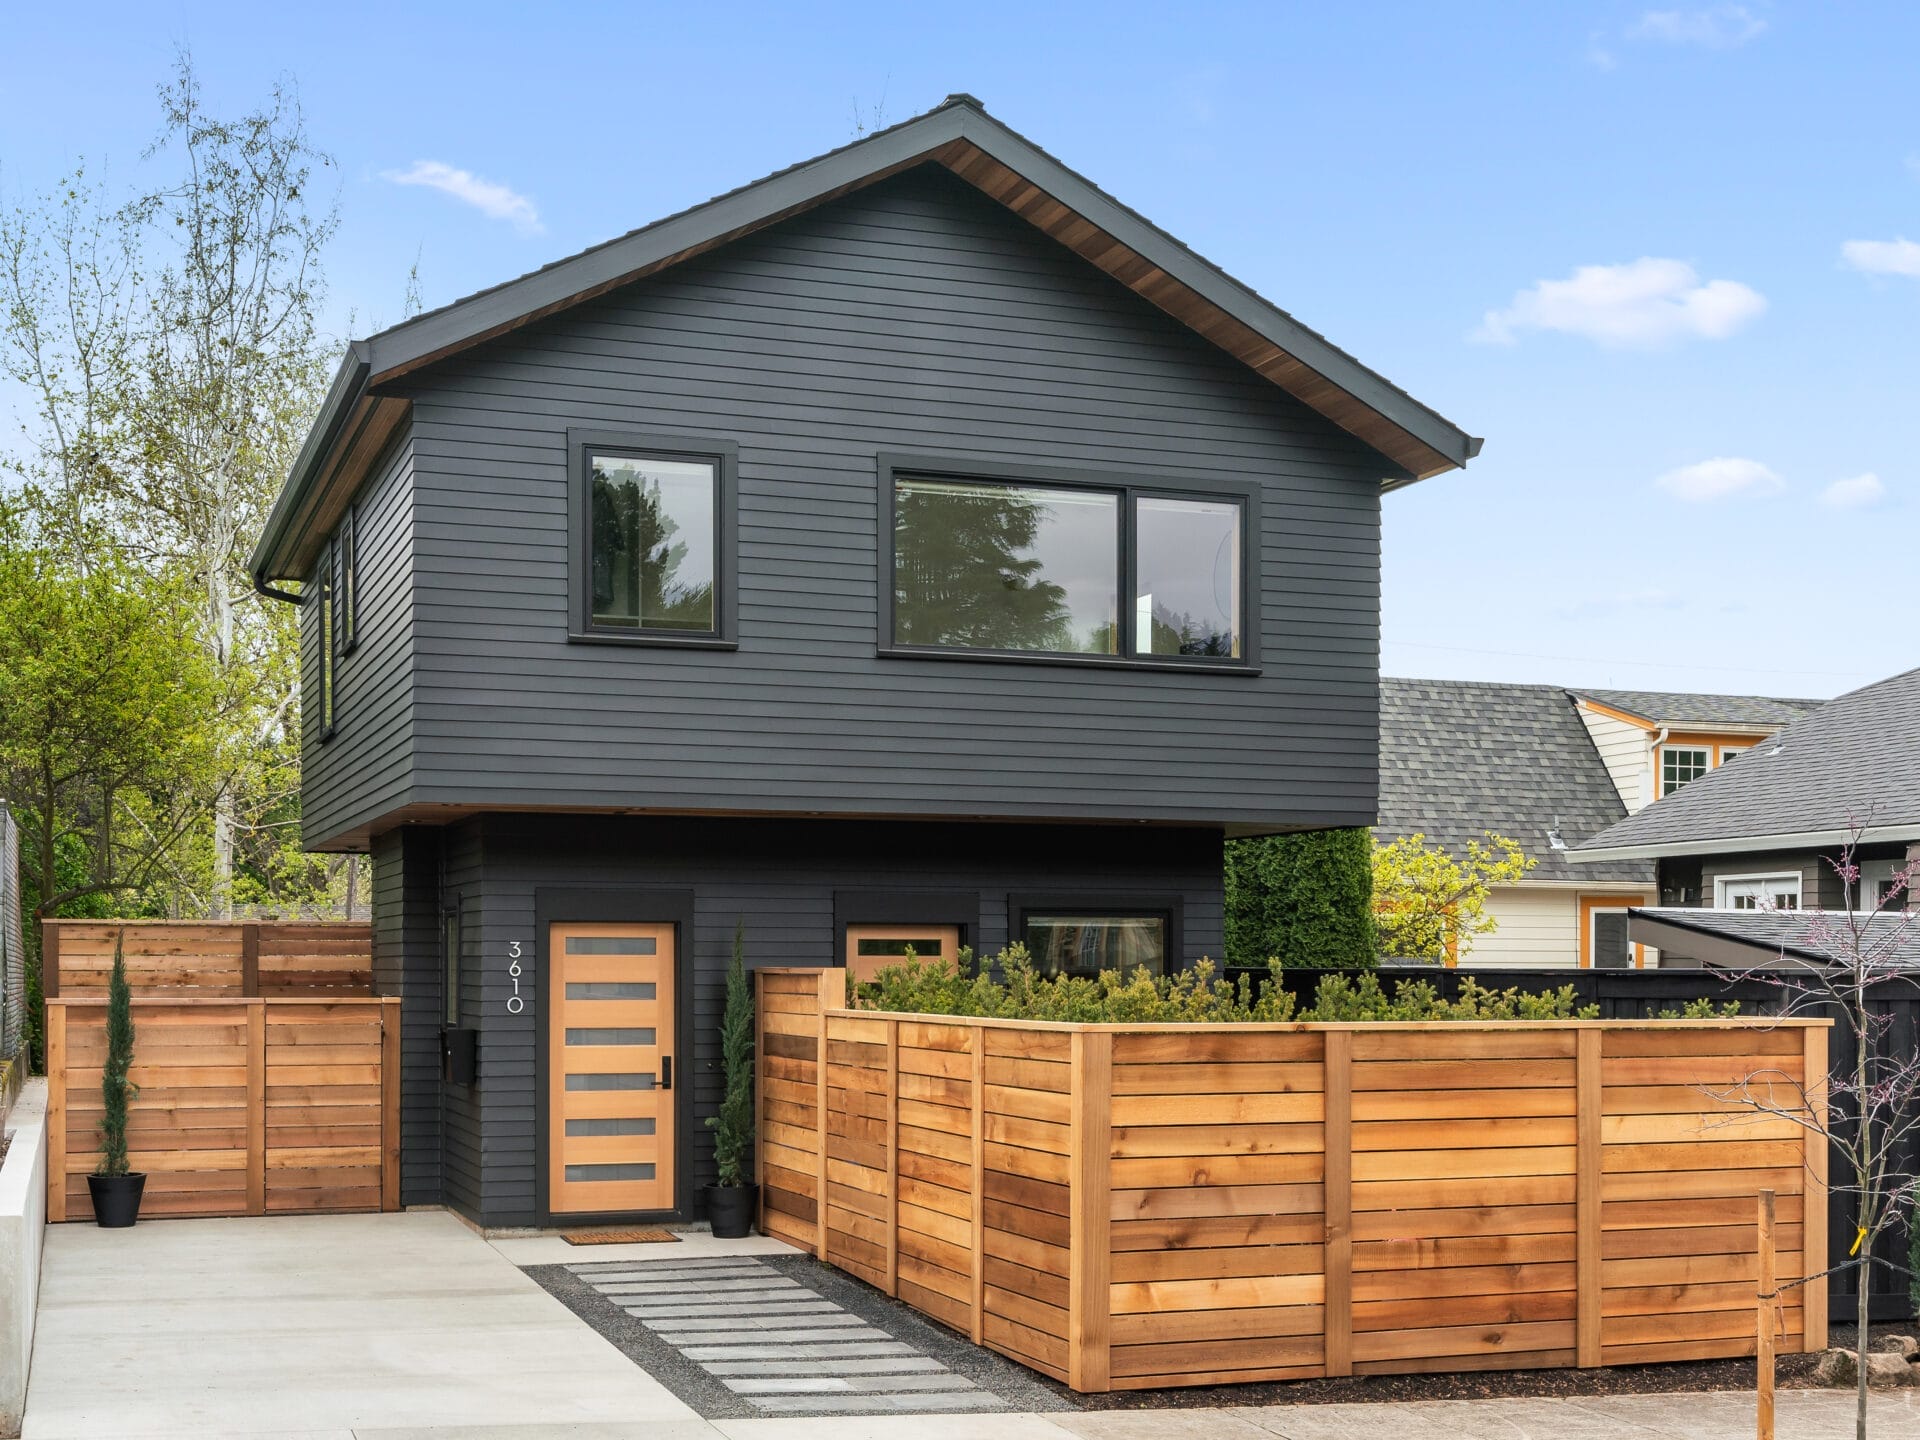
[{"left": 1224, "top": 827, "right": 1374, "bottom": 969}]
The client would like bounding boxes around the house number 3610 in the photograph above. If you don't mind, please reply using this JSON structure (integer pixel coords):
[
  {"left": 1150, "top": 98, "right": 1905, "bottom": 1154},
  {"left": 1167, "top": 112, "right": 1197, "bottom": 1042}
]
[{"left": 506, "top": 941, "right": 525, "bottom": 1014}]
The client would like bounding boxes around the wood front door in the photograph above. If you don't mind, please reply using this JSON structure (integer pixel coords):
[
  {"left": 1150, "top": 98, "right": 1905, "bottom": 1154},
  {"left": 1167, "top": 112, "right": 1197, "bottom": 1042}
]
[
  {"left": 844, "top": 924, "right": 962, "bottom": 985},
  {"left": 548, "top": 922, "right": 676, "bottom": 1214}
]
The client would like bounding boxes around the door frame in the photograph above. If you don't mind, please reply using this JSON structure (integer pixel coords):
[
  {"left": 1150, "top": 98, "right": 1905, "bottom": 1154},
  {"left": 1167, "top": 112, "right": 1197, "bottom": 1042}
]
[{"left": 534, "top": 886, "right": 696, "bottom": 1225}]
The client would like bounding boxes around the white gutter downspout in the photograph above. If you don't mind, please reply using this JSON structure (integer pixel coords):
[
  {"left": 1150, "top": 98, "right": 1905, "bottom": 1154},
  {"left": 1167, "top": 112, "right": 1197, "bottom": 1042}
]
[{"left": 1641, "top": 726, "right": 1668, "bottom": 815}]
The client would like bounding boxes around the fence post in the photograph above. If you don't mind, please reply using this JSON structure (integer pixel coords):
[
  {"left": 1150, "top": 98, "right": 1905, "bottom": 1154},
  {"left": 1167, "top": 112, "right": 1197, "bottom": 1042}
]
[
  {"left": 246, "top": 1002, "right": 267, "bottom": 1215},
  {"left": 41, "top": 922, "right": 59, "bottom": 1000},
  {"left": 1068, "top": 1029, "right": 1112, "bottom": 1393},
  {"left": 884, "top": 1017, "right": 899, "bottom": 1298},
  {"left": 45, "top": 1003, "right": 66, "bottom": 1223},
  {"left": 970, "top": 1022, "right": 986, "bottom": 1345},
  {"left": 1576, "top": 1028, "right": 1603, "bottom": 1367},
  {"left": 240, "top": 923, "right": 261, "bottom": 997},
  {"left": 814, "top": 968, "right": 833, "bottom": 1261},
  {"left": 1757, "top": 1188, "right": 1777, "bottom": 1440},
  {"left": 1322, "top": 1029, "right": 1353, "bottom": 1378},
  {"left": 381, "top": 997, "right": 403, "bottom": 1211},
  {"left": 1800, "top": 1024, "right": 1829, "bottom": 1350}
]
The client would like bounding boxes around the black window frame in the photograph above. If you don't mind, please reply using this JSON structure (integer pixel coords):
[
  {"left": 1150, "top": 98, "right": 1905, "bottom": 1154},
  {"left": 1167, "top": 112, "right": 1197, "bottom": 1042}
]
[
  {"left": 1010, "top": 892, "right": 1185, "bottom": 978},
  {"left": 877, "top": 453, "right": 1259, "bottom": 674},
  {"left": 567, "top": 428, "right": 738, "bottom": 649},
  {"left": 336, "top": 502, "right": 359, "bottom": 656},
  {"left": 315, "top": 541, "right": 337, "bottom": 743}
]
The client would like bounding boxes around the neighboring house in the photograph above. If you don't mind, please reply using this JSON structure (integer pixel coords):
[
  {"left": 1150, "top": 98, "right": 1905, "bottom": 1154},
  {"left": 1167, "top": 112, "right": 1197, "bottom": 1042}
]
[
  {"left": 1571, "top": 665, "right": 1920, "bottom": 967},
  {"left": 247, "top": 96, "right": 1478, "bottom": 1227},
  {"left": 1378, "top": 678, "right": 1818, "bottom": 969}
]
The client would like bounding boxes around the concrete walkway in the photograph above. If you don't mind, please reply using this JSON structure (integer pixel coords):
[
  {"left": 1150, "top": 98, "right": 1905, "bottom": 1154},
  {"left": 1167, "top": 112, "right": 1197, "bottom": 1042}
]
[
  {"left": 21, "top": 1209, "right": 1920, "bottom": 1438},
  {"left": 24, "top": 1209, "right": 702, "bottom": 1439}
]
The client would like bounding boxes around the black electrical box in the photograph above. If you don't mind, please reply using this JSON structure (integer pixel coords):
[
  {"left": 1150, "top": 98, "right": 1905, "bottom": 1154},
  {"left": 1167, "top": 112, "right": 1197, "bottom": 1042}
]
[{"left": 443, "top": 1026, "right": 478, "bottom": 1085}]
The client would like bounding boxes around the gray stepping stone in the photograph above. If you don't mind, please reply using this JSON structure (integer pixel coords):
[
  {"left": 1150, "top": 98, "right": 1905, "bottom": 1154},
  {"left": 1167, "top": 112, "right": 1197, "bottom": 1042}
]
[
  {"left": 580, "top": 1266, "right": 773, "bottom": 1283},
  {"left": 643, "top": 1312, "right": 868, "bottom": 1333},
  {"left": 746, "top": 1392, "right": 1003, "bottom": 1414},
  {"left": 600, "top": 1277, "right": 803, "bottom": 1295},
  {"left": 680, "top": 1341, "right": 917, "bottom": 1361},
  {"left": 703, "top": 1356, "right": 948, "bottom": 1377},
  {"left": 846, "top": 1374, "right": 985, "bottom": 1393},
  {"left": 723, "top": 1378, "right": 856, "bottom": 1395}
]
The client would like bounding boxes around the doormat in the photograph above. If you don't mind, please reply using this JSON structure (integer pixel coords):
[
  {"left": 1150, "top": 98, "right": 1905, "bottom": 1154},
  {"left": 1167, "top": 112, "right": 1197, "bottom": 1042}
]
[{"left": 560, "top": 1228, "right": 681, "bottom": 1246}]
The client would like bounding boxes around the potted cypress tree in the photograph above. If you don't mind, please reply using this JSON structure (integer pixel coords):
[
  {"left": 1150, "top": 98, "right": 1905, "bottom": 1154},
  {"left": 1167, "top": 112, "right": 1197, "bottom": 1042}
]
[
  {"left": 88, "top": 929, "right": 145, "bottom": 1227},
  {"left": 704, "top": 922, "right": 757, "bottom": 1237}
]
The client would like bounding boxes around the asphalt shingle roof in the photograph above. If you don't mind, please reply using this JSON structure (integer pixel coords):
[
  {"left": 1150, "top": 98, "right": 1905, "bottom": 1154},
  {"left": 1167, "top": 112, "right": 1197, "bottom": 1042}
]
[
  {"left": 1573, "top": 688, "right": 1820, "bottom": 730},
  {"left": 1574, "top": 666, "right": 1920, "bottom": 858},
  {"left": 1630, "top": 906, "right": 1920, "bottom": 968},
  {"left": 1378, "top": 678, "right": 1652, "bottom": 884}
]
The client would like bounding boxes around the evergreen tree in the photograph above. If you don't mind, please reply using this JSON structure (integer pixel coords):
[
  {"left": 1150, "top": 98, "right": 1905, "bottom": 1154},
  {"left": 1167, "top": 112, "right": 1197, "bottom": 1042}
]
[
  {"left": 707, "top": 921, "right": 755, "bottom": 1187},
  {"left": 96, "top": 930, "right": 136, "bottom": 1177}
]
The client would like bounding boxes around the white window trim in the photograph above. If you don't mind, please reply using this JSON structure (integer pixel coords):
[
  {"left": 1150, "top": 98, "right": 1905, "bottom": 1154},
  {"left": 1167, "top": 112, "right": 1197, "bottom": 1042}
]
[{"left": 1713, "top": 872, "right": 1803, "bottom": 909}]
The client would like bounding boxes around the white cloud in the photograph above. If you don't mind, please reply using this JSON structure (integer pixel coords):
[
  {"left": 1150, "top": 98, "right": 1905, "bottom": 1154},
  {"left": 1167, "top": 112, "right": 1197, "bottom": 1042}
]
[
  {"left": 1906, "top": 153, "right": 1920, "bottom": 181},
  {"left": 382, "top": 160, "right": 543, "bottom": 234},
  {"left": 1840, "top": 237, "right": 1920, "bottom": 278},
  {"left": 1631, "top": 5, "right": 1768, "bottom": 47},
  {"left": 1655, "top": 457, "right": 1784, "bottom": 503},
  {"left": 1474, "top": 258, "right": 1766, "bottom": 347},
  {"left": 1819, "top": 472, "right": 1886, "bottom": 509},
  {"left": 1586, "top": 32, "right": 1619, "bottom": 71}
]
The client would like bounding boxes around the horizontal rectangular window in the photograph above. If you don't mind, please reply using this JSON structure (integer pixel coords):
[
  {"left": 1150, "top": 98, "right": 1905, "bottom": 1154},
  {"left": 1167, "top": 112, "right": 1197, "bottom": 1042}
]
[
  {"left": 1024, "top": 914, "right": 1166, "bottom": 978},
  {"left": 564, "top": 1117, "right": 657, "bottom": 1137},
  {"left": 565, "top": 1072, "right": 656, "bottom": 1091},
  {"left": 564, "top": 936, "right": 658, "bottom": 956},
  {"left": 590, "top": 451, "right": 717, "bottom": 634},
  {"left": 566, "top": 1028, "right": 656, "bottom": 1047},
  {"left": 889, "top": 470, "right": 1248, "bottom": 665},
  {"left": 565, "top": 981, "right": 657, "bottom": 1000},
  {"left": 893, "top": 477, "right": 1119, "bottom": 655},
  {"left": 856, "top": 938, "right": 945, "bottom": 958},
  {"left": 566, "top": 1163, "right": 656, "bottom": 1182}
]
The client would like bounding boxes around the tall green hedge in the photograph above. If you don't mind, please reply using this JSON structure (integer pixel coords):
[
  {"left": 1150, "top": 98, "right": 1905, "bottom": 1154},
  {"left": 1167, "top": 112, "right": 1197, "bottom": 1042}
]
[{"left": 1224, "top": 827, "right": 1375, "bottom": 969}]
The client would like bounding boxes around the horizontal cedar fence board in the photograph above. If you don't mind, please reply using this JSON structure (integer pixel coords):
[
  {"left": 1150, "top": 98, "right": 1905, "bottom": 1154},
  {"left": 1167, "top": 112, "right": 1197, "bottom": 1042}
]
[
  {"left": 43, "top": 921, "right": 373, "bottom": 997},
  {"left": 757, "top": 971, "right": 1829, "bottom": 1393},
  {"left": 46, "top": 996, "right": 401, "bottom": 1222}
]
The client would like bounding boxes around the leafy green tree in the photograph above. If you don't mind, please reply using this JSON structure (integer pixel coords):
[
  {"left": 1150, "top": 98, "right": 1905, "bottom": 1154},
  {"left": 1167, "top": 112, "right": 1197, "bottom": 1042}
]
[
  {"left": 1372, "top": 832, "right": 1534, "bottom": 962},
  {"left": 1224, "top": 828, "right": 1375, "bottom": 969}
]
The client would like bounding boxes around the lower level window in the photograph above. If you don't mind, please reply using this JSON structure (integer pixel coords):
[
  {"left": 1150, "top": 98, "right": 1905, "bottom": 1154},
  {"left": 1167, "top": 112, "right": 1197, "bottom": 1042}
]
[{"left": 1024, "top": 913, "right": 1166, "bottom": 977}]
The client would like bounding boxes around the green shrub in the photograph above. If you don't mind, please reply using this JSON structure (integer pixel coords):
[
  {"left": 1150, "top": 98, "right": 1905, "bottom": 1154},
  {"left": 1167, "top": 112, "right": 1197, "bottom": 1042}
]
[
  {"left": 1225, "top": 828, "right": 1374, "bottom": 969},
  {"left": 853, "top": 947, "right": 1612, "bottom": 1023}
]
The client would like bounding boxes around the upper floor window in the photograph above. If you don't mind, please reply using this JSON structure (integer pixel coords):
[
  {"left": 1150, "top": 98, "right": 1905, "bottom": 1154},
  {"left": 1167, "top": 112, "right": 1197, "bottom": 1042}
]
[
  {"left": 317, "top": 543, "right": 336, "bottom": 740},
  {"left": 336, "top": 504, "right": 359, "bottom": 655},
  {"left": 570, "top": 431, "right": 737, "bottom": 647},
  {"left": 887, "top": 465, "right": 1249, "bottom": 666},
  {"left": 1660, "top": 745, "right": 1709, "bottom": 795},
  {"left": 1718, "top": 873, "right": 1800, "bottom": 910}
]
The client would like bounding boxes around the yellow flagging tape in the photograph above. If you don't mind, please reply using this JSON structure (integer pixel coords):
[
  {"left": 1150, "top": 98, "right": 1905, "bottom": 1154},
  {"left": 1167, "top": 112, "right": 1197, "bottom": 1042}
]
[{"left": 1851, "top": 1226, "right": 1868, "bottom": 1257}]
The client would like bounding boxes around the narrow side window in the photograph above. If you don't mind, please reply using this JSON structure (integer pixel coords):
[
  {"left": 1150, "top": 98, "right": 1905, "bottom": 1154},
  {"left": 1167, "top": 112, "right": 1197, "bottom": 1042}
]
[{"left": 317, "top": 543, "right": 336, "bottom": 740}]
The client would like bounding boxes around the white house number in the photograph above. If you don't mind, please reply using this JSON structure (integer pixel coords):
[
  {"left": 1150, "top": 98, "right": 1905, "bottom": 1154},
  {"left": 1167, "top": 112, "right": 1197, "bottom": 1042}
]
[{"left": 506, "top": 941, "right": 525, "bottom": 1014}]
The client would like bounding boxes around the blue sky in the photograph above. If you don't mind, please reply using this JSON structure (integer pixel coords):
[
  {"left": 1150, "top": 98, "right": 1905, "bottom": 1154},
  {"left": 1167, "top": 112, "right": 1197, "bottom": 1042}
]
[{"left": 4, "top": 2, "right": 1914, "bottom": 700}]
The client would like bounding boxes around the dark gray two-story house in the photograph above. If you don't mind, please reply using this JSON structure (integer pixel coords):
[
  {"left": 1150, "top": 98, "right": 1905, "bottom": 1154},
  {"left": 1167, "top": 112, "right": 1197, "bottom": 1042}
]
[{"left": 249, "top": 96, "right": 1478, "bottom": 1228}]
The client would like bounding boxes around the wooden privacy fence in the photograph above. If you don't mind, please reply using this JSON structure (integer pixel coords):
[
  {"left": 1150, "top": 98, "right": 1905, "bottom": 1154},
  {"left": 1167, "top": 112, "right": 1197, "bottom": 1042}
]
[
  {"left": 42, "top": 920, "right": 374, "bottom": 997},
  {"left": 756, "top": 968, "right": 1830, "bottom": 1393},
  {"left": 47, "top": 997, "right": 400, "bottom": 1222}
]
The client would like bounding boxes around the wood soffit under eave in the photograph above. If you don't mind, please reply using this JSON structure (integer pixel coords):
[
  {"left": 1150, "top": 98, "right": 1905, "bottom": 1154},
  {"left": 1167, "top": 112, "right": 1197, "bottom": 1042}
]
[
  {"left": 356, "top": 139, "right": 1451, "bottom": 482},
  {"left": 280, "top": 394, "right": 411, "bottom": 577}
]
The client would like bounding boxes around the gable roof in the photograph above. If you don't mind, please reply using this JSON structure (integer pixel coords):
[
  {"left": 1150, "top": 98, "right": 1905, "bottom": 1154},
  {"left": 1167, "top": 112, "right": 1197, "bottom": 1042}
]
[
  {"left": 1572, "top": 688, "right": 1820, "bottom": 731},
  {"left": 1573, "top": 666, "right": 1920, "bottom": 861},
  {"left": 1377, "top": 678, "right": 1652, "bottom": 884},
  {"left": 250, "top": 94, "right": 1479, "bottom": 584}
]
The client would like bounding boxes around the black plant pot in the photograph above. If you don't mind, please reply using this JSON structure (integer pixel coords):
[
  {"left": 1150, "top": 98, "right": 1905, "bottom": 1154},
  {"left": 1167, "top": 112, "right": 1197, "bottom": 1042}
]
[
  {"left": 88, "top": 1172, "right": 146, "bottom": 1228},
  {"left": 706, "top": 1182, "right": 758, "bottom": 1239}
]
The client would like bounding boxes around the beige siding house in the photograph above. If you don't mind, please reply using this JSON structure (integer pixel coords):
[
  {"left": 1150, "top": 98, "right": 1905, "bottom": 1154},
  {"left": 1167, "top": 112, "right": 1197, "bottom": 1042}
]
[{"left": 1378, "top": 681, "right": 1820, "bottom": 969}]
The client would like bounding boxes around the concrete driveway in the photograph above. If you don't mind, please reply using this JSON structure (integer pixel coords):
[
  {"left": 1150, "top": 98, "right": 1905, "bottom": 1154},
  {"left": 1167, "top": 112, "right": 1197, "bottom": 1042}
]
[{"left": 23, "top": 1209, "right": 708, "bottom": 1439}]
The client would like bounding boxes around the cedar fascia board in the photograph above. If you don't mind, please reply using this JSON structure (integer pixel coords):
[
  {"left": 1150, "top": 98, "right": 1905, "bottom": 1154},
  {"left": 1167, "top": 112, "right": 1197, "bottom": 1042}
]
[
  {"left": 251, "top": 97, "right": 1479, "bottom": 582},
  {"left": 1572, "top": 821, "right": 1920, "bottom": 863}
]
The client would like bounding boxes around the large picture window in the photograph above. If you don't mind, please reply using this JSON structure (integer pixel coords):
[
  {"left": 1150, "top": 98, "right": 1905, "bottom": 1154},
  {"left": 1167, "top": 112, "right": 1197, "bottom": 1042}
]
[
  {"left": 887, "top": 464, "right": 1249, "bottom": 667},
  {"left": 1023, "top": 912, "right": 1168, "bottom": 978}
]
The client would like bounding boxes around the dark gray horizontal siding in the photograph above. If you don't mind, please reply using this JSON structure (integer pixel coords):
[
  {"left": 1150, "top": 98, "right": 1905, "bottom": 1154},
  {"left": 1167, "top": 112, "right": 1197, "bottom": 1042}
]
[
  {"left": 299, "top": 430, "right": 418, "bottom": 845},
  {"left": 445, "top": 813, "right": 1223, "bottom": 1227},
  {"left": 372, "top": 825, "right": 443, "bottom": 1205},
  {"left": 305, "top": 164, "right": 1390, "bottom": 846}
]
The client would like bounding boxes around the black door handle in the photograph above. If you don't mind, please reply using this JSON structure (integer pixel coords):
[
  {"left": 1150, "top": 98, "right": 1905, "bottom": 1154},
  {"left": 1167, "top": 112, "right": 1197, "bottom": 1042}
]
[{"left": 661, "top": 1055, "right": 673, "bottom": 1091}]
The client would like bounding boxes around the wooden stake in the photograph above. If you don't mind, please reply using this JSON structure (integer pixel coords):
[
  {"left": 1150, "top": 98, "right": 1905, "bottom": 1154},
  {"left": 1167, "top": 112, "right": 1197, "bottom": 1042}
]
[{"left": 1757, "top": 1188, "right": 1776, "bottom": 1440}]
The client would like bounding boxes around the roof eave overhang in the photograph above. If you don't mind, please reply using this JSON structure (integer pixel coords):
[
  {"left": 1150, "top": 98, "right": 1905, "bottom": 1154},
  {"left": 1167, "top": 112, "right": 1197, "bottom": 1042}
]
[
  {"left": 1572, "top": 821, "right": 1920, "bottom": 864},
  {"left": 253, "top": 99, "right": 1479, "bottom": 582}
]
